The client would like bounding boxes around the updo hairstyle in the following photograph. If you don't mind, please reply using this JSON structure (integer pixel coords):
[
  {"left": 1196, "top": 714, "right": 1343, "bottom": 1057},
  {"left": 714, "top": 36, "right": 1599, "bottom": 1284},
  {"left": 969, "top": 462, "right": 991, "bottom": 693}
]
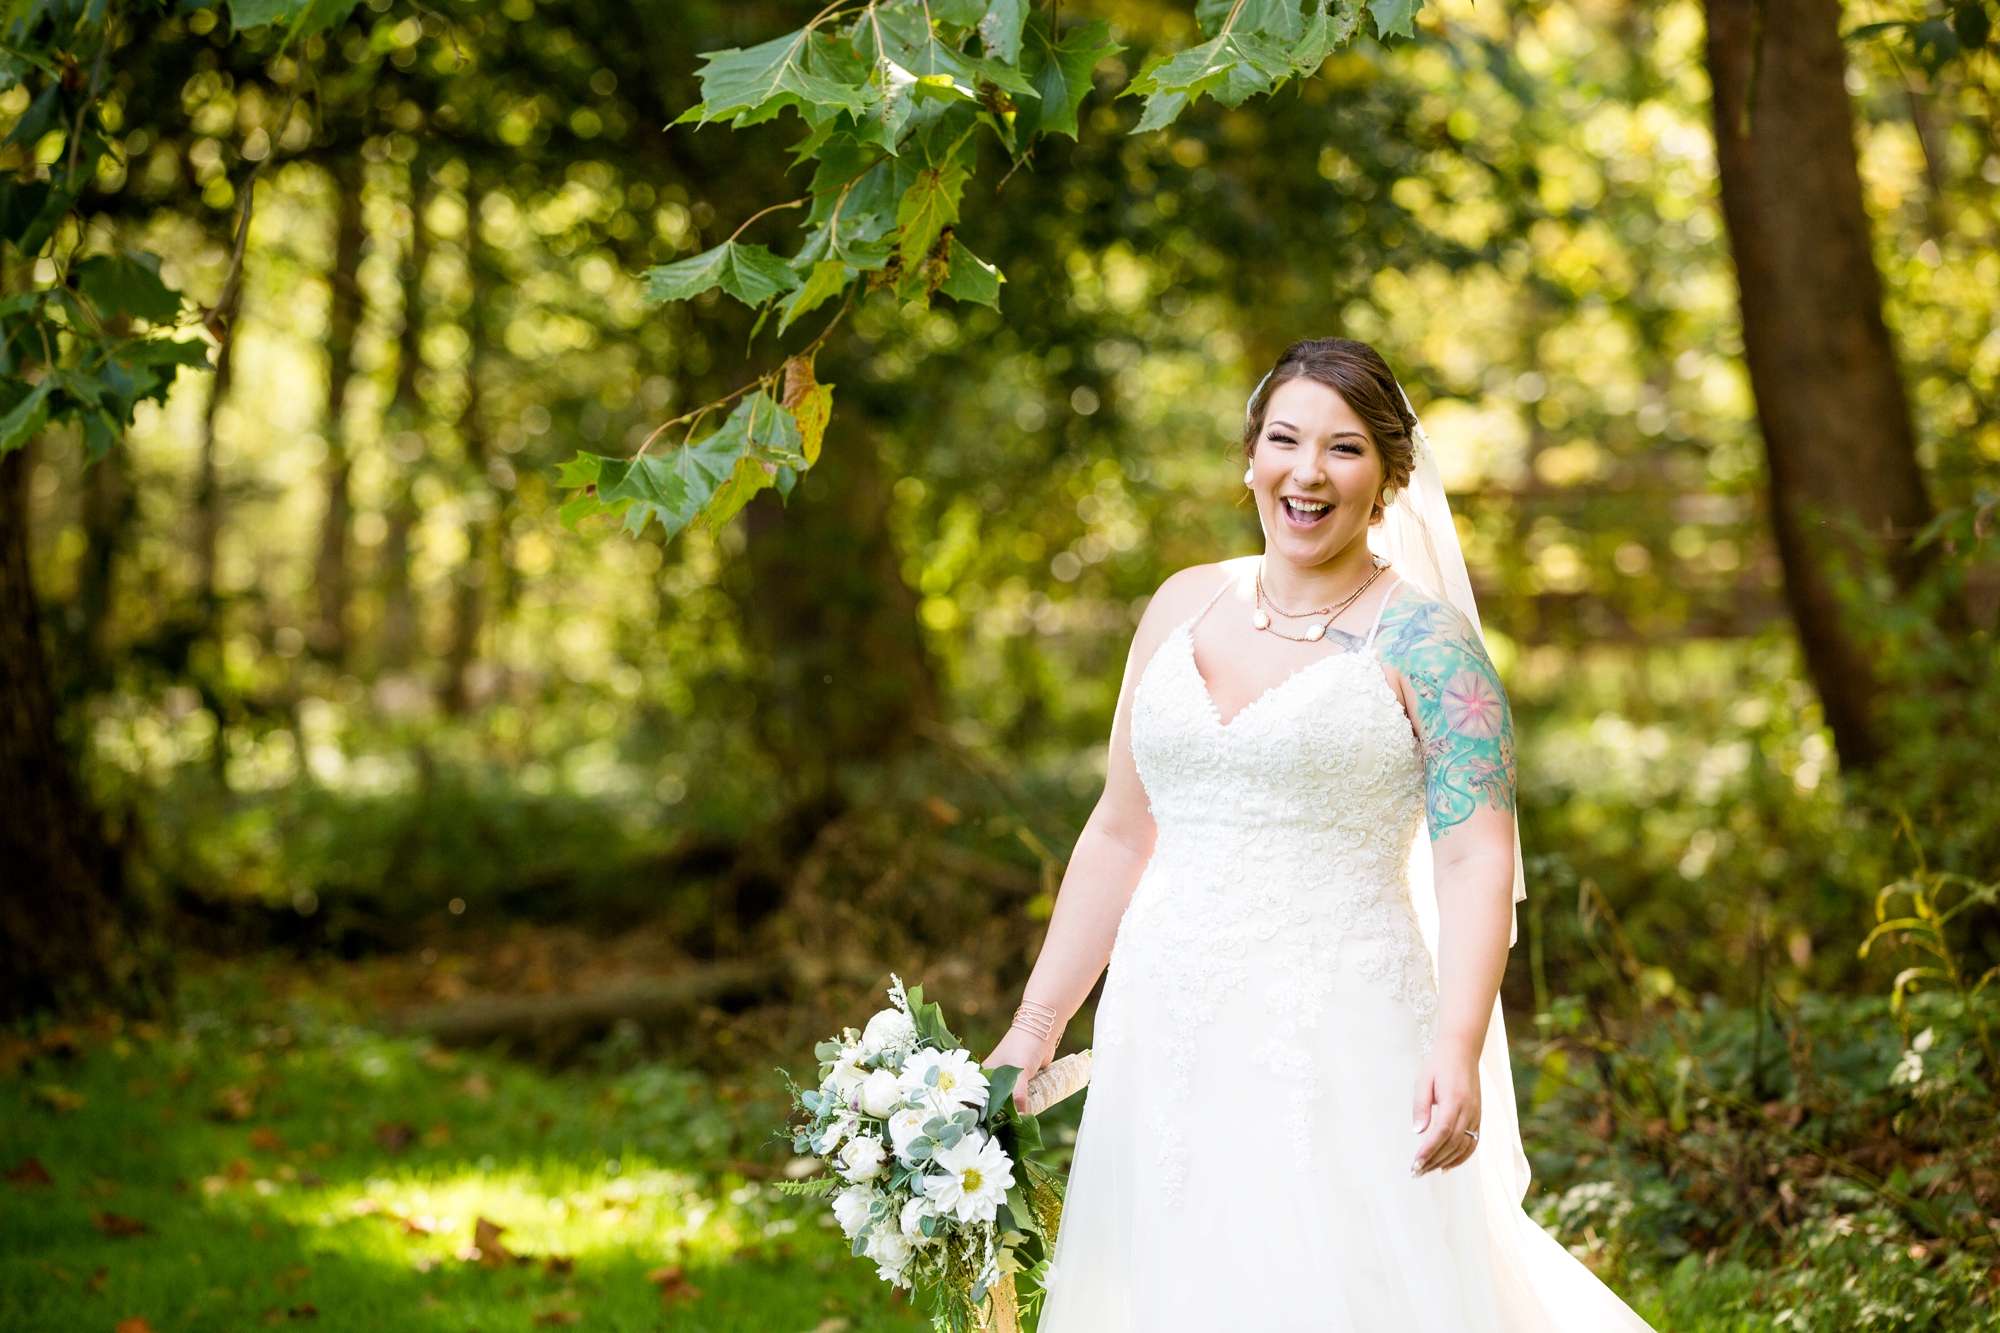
[{"left": 1242, "top": 338, "right": 1417, "bottom": 521}]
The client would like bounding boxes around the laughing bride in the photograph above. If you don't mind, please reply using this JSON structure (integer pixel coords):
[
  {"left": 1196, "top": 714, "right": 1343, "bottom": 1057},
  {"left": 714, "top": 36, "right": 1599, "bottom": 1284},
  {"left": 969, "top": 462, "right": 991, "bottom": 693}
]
[{"left": 983, "top": 338, "right": 1657, "bottom": 1330}]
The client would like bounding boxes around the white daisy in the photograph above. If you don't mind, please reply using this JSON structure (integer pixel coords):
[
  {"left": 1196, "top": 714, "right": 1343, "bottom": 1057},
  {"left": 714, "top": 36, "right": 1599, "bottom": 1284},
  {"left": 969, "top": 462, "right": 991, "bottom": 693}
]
[
  {"left": 925, "top": 1129, "right": 1014, "bottom": 1224},
  {"left": 898, "top": 1047, "right": 990, "bottom": 1115}
]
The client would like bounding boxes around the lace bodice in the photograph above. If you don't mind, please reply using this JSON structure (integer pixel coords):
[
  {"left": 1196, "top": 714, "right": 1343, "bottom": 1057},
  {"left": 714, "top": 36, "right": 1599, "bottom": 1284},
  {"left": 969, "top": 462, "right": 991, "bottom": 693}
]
[{"left": 1103, "top": 574, "right": 1438, "bottom": 1132}]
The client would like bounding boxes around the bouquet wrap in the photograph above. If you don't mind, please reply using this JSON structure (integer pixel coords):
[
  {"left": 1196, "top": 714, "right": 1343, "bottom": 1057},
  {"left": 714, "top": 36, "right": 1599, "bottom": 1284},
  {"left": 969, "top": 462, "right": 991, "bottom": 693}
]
[{"left": 1016, "top": 1050, "right": 1092, "bottom": 1116}]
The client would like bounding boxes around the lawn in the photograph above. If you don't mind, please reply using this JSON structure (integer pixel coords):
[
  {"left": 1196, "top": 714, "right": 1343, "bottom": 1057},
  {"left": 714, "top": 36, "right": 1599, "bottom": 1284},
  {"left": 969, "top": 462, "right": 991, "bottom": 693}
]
[{"left": 0, "top": 966, "right": 924, "bottom": 1333}]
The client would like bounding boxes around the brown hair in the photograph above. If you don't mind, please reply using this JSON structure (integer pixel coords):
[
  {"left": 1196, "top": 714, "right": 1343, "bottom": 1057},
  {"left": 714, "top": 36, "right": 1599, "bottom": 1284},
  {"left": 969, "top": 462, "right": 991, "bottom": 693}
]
[{"left": 1242, "top": 338, "right": 1417, "bottom": 518}]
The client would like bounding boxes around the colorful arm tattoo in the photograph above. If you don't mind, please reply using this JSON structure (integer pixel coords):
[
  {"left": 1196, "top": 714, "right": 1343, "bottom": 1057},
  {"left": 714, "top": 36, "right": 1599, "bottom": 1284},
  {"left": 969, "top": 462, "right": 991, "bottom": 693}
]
[{"left": 1371, "top": 587, "right": 1517, "bottom": 836}]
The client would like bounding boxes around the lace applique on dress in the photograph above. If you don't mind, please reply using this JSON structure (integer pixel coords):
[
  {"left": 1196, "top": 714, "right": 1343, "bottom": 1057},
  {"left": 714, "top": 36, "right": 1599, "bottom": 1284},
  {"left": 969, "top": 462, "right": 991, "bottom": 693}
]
[{"left": 1114, "top": 575, "right": 1439, "bottom": 1207}]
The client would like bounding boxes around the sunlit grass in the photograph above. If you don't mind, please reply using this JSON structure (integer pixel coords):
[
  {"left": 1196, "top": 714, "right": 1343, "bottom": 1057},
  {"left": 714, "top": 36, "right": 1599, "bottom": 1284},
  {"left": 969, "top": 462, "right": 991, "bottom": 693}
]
[{"left": 0, "top": 969, "right": 922, "bottom": 1333}]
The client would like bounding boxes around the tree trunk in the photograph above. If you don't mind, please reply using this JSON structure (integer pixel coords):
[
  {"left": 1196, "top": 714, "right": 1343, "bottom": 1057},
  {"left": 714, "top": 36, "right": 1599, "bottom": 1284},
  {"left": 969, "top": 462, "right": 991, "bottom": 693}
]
[
  {"left": 64, "top": 438, "right": 131, "bottom": 699},
  {"left": 441, "top": 321, "right": 491, "bottom": 715},
  {"left": 377, "top": 166, "right": 431, "bottom": 673},
  {"left": 738, "top": 410, "right": 937, "bottom": 805},
  {"left": 0, "top": 446, "right": 125, "bottom": 1019},
  {"left": 311, "top": 156, "right": 365, "bottom": 662},
  {"left": 1704, "top": 0, "right": 1935, "bottom": 768},
  {"left": 193, "top": 323, "right": 234, "bottom": 621}
]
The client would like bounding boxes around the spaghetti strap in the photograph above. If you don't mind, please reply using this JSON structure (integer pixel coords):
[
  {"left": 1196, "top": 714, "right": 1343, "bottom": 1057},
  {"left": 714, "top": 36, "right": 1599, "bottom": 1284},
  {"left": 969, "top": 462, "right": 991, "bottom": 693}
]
[
  {"left": 1183, "top": 568, "right": 1239, "bottom": 633},
  {"left": 1361, "top": 576, "right": 1403, "bottom": 652}
]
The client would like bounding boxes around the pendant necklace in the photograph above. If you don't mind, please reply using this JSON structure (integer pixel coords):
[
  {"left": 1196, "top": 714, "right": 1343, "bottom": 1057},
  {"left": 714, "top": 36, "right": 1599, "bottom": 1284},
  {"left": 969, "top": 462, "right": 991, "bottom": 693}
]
[{"left": 1252, "top": 557, "right": 1387, "bottom": 642}]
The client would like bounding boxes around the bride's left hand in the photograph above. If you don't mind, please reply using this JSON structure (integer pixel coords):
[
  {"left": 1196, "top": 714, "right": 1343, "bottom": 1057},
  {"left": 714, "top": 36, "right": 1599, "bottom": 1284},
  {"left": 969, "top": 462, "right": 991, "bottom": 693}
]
[{"left": 1410, "top": 1043, "right": 1482, "bottom": 1177}]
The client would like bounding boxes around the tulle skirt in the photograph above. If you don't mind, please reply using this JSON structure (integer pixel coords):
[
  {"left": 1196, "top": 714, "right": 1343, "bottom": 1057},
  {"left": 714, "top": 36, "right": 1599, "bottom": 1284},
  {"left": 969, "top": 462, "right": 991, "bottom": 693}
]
[{"left": 1036, "top": 869, "right": 1659, "bottom": 1333}]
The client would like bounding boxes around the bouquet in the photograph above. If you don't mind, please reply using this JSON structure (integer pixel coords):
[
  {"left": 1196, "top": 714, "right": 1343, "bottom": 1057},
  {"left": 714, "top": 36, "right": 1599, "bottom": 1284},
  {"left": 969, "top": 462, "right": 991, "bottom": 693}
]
[{"left": 780, "top": 977, "right": 1072, "bottom": 1332}]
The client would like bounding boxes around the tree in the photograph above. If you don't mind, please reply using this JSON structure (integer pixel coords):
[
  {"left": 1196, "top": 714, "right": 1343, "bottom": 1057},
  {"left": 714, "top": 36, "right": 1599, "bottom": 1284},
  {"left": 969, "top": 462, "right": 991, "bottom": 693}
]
[{"left": 1704, "top": 0, "right": 1942, "bottom": 767}]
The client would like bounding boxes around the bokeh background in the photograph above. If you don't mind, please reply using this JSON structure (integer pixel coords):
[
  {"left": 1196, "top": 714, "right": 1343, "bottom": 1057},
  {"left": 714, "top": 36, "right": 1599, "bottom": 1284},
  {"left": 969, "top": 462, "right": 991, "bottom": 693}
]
[{"left": 5, "top": 1, "right": 1999, "bottom": 1330}]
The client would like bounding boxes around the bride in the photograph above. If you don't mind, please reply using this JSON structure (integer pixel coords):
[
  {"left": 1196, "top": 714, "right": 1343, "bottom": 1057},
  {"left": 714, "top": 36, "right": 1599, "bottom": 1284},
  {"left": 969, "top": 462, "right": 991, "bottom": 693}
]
[{"left": 983, "top": 338, "right": 1657, "bottom": 1330}]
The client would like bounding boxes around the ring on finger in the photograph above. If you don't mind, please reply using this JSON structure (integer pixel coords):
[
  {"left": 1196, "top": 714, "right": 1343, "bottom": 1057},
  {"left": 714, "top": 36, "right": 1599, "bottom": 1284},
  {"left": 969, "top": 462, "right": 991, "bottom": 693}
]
[{"left": 1463, "top": 1129, "right": 1479, "bottom": 1141}]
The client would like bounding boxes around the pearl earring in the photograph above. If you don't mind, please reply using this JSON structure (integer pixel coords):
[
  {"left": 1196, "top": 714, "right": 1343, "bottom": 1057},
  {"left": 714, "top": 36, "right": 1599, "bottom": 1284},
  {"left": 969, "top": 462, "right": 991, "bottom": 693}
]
[{"left": 1244, "top": 466, "right": 1256, "bottom": 487}]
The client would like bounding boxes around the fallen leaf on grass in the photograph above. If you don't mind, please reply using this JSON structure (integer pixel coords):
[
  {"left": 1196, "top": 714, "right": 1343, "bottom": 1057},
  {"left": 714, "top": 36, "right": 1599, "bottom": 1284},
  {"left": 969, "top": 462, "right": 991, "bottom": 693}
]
[
  {"left": 372, "top": 1123, "right": 415, "bottom": 1153},
  {"left": 249, "top": 1127, "right": 284, "bottom": 1152},
  {"left": 421, "top": 1121, "right": 452, "bottom": 1148},
  {"left": 92, "top": 1211, "right": 152, "bottom": 1238},
  {"left": 542, "top": 1255, "right": 575, "bottom": 1276},
  {"left": 399, "top": 1215, "right": 447, "bottom": 1236},
  {"left": 4, "top": 1156, "right": 53, "bottom": 1188},
  {"left": 226, "top": 1158, "right": 253, "bottom": 1183},
  {"left": 460, "top": 1073, "right": 491, "bottom": 1100},
  {"left": 114, "top": 1319, "right": 153, "bottom": 1333},
  {"left": 0, "top": 1036, "right": 35, "bottom": 1077},
  {"left": 33, "top": 1084, "right": 85, "bottom": 1113},
  {"left": 298, "top": 1171, "right": 325, "bottom": 1189},
  {"left": 646, "top": 1265, "right": 702, "bottom": 1306},
  {"left": 532, "top": 1313, "right": 581, "bottom": 1327},
  {"left": 456, "top": 1216, "right": 514, "bottom": 1267},
  {"left": 89, "top": 1268, "right": 108, "bottom": 1294},
  {"left": 211, "top": 1085, "right": 257, "bottom": 1121},
  {"left": 288, "top": 1305, "right": 318, "bottom": 1320}
]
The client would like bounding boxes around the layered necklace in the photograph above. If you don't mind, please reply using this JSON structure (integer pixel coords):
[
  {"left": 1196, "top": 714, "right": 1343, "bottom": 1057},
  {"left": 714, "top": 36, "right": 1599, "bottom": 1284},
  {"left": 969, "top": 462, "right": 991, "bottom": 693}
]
[{"left": 1252, "top": 556, "right": 1388, "bottom": 642}]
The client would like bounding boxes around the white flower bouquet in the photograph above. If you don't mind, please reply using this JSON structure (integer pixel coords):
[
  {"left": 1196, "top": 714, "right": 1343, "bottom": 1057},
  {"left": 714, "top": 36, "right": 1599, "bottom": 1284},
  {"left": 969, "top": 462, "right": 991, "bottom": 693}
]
[{"left": 779, "top": 978, "right": 1067, "bottom": 1332}]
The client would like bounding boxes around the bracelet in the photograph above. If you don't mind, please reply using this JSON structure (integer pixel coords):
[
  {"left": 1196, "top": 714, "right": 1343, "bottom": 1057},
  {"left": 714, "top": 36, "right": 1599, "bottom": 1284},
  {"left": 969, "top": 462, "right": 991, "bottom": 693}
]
[{"left": 1010, "top": 999, "right": 1060, "bottom": 1043}]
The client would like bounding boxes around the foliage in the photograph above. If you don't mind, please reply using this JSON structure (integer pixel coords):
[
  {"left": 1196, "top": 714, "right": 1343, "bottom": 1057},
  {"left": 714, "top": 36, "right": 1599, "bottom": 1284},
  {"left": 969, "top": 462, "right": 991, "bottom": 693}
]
[
  {"left": 0, "top": 0, "right": 360, "bottom": 460},
  {"left": 557, "top": 0, "right": 1430, "bottom": 540}
]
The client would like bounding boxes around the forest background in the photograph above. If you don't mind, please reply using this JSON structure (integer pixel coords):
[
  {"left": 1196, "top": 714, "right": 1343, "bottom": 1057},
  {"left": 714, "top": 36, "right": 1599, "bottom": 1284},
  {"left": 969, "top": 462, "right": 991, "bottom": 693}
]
[{"left": 2, "top": 0, "right": 1999, "bottom": 1330}]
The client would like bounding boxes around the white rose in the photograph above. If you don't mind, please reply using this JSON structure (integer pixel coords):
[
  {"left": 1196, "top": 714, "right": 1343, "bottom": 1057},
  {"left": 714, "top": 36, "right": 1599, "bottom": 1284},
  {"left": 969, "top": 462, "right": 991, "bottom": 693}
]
[
  {"left": 865, "top": 1225, "right": 914, "bottom": 1284},
  {"left": 824, "top": 1050, "right": 868, "bottom": 1103},
  {"left": 886, "top": 1106, "right": 930, "bottom": 1164},
  {"left": 898, "top": 1047, "right": 990, "bottom": 1115},
  {"left": 813, "top": 1109, "right": 860, "bottom": 1156},
  {"left": 837, "top": 1133, "right": 888, "bottom": 1182},
  {"left": 860, "top": 1067, "right": 904, "bottom": 1119},
  {"left": 831, "top": 1183, "right": 877, "bottom": 1239},
  {"left": 899, "top": 1193, "right": 938, "bottom": 1245},
  {"left": 860, "top": 1007, "right": 919, "bottom": 1062}
]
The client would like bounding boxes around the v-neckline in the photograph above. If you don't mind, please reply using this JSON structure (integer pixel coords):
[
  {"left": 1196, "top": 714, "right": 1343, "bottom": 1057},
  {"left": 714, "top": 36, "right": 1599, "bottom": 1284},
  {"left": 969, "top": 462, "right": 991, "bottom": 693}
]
[{"left": 1178, "top": 625, "right": 1368, "bottom": 731}]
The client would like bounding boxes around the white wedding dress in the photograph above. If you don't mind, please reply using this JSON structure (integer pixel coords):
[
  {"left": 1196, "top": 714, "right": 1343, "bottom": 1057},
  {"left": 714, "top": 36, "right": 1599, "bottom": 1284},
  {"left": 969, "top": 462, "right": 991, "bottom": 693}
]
[{"left": 1036, "top": 575, "right": 1659, "bottom": 1332}]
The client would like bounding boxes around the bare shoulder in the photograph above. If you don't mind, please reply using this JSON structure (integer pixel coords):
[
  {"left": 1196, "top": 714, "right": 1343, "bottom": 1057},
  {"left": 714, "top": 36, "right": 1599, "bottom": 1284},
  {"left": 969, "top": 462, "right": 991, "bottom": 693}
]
[{"left": 1125, "top": 558, "right": 1251, "bottom": 666}]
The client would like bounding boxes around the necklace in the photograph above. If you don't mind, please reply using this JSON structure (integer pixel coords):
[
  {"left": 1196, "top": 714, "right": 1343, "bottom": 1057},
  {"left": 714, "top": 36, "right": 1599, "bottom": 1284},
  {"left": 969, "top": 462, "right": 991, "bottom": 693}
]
[{"left": 1252, "top": 557, "right": 1387, "bottom": 642}]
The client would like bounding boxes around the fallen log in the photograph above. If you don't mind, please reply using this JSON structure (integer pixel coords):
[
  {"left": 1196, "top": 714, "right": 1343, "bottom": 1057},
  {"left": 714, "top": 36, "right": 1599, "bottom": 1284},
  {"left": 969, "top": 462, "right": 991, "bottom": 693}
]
[{"left": 396, "top": 961, "right": 781, "bottom": 1050}]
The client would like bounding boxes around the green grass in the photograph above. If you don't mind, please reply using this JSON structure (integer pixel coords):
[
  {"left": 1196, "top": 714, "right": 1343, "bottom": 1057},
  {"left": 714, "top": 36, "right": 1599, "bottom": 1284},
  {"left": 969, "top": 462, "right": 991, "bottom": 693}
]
[{"left": 0, "top": 968, "right": 924, "bottom": 1333}]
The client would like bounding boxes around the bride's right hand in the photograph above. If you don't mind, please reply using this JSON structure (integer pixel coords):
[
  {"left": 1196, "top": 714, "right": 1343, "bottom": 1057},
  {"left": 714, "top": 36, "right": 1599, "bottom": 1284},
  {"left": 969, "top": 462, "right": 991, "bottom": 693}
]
[{"left": 983, "top": 1027, "right": 1058, "bottom": 1111}]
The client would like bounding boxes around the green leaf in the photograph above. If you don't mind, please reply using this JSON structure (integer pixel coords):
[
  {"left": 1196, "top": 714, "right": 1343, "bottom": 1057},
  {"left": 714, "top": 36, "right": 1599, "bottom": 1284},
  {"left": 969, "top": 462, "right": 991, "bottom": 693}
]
[
  {"left": 679, "top": 28, "right": 877, "bottom": 129},
  {"left": 1012, "top": 1109, "right": 1043, "bottom": 1153},
  {"left": 777, "top": 259, "right": 850, "bottom": 333},
  {"left": 0, "top": 376, "right": 56, "bottom": 456},
  {"left": 1015, "top": 18, "right": 1121, "bottom": 144},
  {"left": 1197, "top": 0, "right": 1305, "bottom": 40},
  {"left": 1294, "top": 0, "right": 1365, "bottom": 70},
  {"left": 226, "top": 0, "right": 359, "bottom": 34},
  {"left": 939, "top": 238, "right": 1003, "bottom": 308},
  {"left": 1369, "top": 0, "right": 1425, "bottom": 40},
  {"left": 983, "top": 1065, "right": 1021, "bottom": 1121},
  {"left": 75, "top": 252, "right": 180, "bottom": 324},
  {"left": 1126, "top": 28, "right": 1296, "bottom": 130},
  {"left": 979, "top": 0, "right": 1029, "bottom": 62},
  {"left": 1953, "top": 0, "right": 1990, "bottom": 49},
  {"left": 896, "top": 163, "right": 970, "bottom": 275},
  {"left": 642, "top": 242, "right": 800, "bottom": 308}
]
